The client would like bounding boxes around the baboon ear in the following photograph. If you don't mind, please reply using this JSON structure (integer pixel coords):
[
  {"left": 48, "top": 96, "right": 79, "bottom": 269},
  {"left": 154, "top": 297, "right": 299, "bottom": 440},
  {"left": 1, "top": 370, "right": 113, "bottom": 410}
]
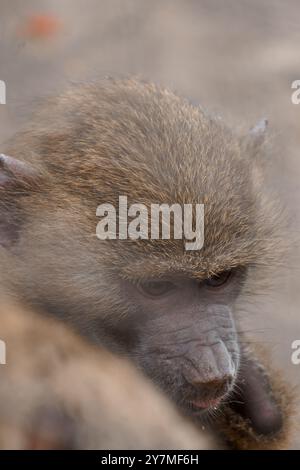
[
  {"left": 0, "top": 154, "right": 41, "bottom": 247},
  {"left": 0, "top": 153, "right": 40, "bottom": 188},
  {"left": 249, "top": 118, "right": 268, "bottom": 142},
  {"left": 242, "top": 118, "right": 269, "bottom": 161}
]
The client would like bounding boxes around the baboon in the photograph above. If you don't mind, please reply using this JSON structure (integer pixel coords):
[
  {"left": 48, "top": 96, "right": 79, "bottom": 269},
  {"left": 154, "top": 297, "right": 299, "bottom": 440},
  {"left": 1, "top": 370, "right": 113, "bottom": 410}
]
[
  {"left": 0, "top": 78, "right": 293, "bottom": 448},
  {"left": 0, "top": 300, "right": 215, "bottom": 450}
]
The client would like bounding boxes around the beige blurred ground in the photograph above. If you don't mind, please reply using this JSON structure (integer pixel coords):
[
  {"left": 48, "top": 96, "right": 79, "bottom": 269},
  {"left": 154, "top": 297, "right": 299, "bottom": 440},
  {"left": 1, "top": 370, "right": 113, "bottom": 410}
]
[{"left": 0, "top": 0, "right": 299, "bottom": 447}]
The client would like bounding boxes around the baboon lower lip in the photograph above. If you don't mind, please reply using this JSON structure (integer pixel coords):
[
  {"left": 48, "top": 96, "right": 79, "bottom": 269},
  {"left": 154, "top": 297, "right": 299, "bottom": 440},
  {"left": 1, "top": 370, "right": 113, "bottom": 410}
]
[{"left": 189, "top": 396, "right": 222, "bottom": 410}]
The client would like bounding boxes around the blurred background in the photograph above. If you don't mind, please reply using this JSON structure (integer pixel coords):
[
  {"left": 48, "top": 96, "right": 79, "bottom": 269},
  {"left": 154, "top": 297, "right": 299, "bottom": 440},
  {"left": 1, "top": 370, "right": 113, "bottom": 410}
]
[{"left": 0, "top": 0, "right": 299, "bottom": 447}]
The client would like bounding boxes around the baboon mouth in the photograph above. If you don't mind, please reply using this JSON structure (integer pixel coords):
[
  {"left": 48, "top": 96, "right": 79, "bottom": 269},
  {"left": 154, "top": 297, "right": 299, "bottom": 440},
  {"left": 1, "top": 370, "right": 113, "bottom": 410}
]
[{"left": 189, "top": 396, "right": 223, "bottom": 411}]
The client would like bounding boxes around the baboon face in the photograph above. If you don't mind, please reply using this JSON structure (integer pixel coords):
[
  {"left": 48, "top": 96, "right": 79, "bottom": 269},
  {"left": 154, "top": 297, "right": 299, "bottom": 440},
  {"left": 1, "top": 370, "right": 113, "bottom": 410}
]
[
  {"left": 118, "top": 273, "right": 242, "bottom": 415},
  {"left": 0, "top": 79, "right": 278, "bottom": 418},
  {"left": 11, "top": 222, "right": 243, "bottom": 416}
]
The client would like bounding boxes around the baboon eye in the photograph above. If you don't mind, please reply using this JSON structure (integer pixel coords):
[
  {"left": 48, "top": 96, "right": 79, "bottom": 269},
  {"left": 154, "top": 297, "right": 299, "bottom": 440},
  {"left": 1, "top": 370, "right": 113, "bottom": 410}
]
[
  {"left": 138, "top": 280, "right": 175, "bottom": 297},
  {"left": 204, "top": 271, "right": 232, "bottom": 288}
]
